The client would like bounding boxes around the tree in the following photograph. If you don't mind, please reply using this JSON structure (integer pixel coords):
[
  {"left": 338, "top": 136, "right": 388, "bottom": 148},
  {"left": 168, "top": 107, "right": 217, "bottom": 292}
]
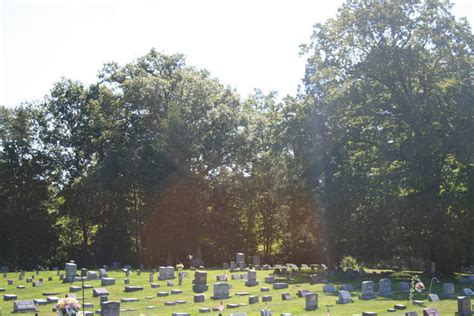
[{"left": 301, "top": 0, "right": 473, "bottom": 272}]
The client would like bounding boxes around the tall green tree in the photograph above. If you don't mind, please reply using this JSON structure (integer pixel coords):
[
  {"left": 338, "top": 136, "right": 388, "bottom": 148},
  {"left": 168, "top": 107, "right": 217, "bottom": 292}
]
[{"left": 301, "top": 0, "right": 473, "bottom": 272}]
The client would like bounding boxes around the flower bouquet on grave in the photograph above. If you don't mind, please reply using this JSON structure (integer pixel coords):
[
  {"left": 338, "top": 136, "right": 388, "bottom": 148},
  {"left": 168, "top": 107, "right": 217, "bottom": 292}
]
[
  {"left": 55, "top": 296, "right": 81, "bottom": 316},
  {"left": 176, "top": 263, "right": 184, "bottom": 270},
  {"left": 409, "top": 275, "right": 425, "bottom": 303}
]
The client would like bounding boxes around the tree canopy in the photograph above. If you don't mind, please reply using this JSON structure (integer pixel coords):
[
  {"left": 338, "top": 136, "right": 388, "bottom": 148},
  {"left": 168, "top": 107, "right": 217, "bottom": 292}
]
[{"left": 0, "top": 0, "right": 472, "bottom": 274}]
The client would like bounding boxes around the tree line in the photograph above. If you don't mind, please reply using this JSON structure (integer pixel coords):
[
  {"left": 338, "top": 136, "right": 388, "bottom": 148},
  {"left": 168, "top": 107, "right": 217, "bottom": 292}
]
[{"left": 1, "top": 0, "right": 472, "bottom": 274}]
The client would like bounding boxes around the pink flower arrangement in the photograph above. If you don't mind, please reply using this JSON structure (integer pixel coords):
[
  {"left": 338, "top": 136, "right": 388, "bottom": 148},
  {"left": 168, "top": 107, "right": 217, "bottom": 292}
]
[
  {"left": 415, "top": 281, "right": 425, "bottom": 292},
  {"left": 55, "top": 297, "right": 81, "bottom": 315}
]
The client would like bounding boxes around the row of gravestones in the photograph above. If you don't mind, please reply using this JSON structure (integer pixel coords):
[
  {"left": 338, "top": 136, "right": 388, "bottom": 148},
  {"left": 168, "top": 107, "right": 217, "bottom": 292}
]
[{"left": 319, "top": 279, "right": 469, "bottom": 300}]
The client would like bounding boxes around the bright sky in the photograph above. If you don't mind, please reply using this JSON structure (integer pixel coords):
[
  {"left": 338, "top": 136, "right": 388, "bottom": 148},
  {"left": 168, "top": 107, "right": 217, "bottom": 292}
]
[{"left": 1, "top": 0, "right": 473, "bottom": 107}]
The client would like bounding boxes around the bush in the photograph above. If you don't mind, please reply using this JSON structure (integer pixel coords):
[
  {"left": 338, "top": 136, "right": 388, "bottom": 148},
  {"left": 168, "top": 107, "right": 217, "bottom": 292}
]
[{"left": 339, "top": 256, "right": 359, "bottom": 271}]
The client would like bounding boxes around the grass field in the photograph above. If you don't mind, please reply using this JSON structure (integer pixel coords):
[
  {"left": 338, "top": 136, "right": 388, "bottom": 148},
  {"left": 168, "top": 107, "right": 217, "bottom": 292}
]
[{"left": 0, "top": 268, "right": 470, "bottom": 315}]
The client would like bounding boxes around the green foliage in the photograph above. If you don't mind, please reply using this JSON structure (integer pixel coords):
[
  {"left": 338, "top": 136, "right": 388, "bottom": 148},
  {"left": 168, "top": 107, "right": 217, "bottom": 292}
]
[{"left": 340, "top": 255, "right": 360, "bottom": 271}]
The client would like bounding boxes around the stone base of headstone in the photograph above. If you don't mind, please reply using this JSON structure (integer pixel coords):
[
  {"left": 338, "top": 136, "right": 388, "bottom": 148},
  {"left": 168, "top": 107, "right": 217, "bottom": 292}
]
[
  {"left": 245, "top": 280, "right": 259, "bottom": 287},
  {"left": 249, "top": 295, "right": 259, "bottom": 304},
  {"left": 362, "top": 312, "right": 377, "bottom": 316},
  {"left": 194, "top": 294, "right": 205, "bottom": 303},
  {"left": 199, "top": 307, "right": 211, "bottom": 313},
  {"left": 192, "top": 285, "right": 208, "bottom": 293},
  {"left": 360, "top": 294, "right": 377, "bottom": 300}
]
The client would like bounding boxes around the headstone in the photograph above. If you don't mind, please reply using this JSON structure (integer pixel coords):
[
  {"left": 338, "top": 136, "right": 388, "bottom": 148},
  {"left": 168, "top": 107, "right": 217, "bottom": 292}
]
[
  {"left": 192, "top": 271, "right": 208, "bottom": 293},
  {"left": 339, "top": 284, "right": 354, "bottom": 291},
  {"left": 4, "top": 294, "right": 17, "bottom": 301},
  {"left": 273, "top": 282, "right": 288, "bottom": 290},
  {"left": 428, "top": 294, "right": 440, "bottom": 302},
  {"left": 136, "top": 269, "right": 141, "bottom": 276},
  {"left": 297, "top": 289, "right": 312, "bottom": 297},
  {"left": 93, "top": 288, "right": 109, "bottom": 297},
  {"left": 223, "top": 263, "right": 229, "bottom": 269},
  {"left": 216, "top": 274, "right": 228, "bottom": 282},
  {"left": 171, "top": 289, "right": 183, "bottom": 294},
  {"left": 236, "top": 253, "right": 245, "bottom": 266},
  {"left": 33, "top": 299, "right": 47, "bottom": 305},
  {"left": 405, "top": 312, "right": 419, "bottom": 316},
  {"left": 444, "top": 283, "right": 456, "bottom": 298},
  {"left": 253, "top": 255, "right": 261, "bottom": 266},
  {"left": 395, "top": 304, "right": 407, "bottom": 310},
  {"left": 99, "top": 268, "right": 107, "bottom": 279},
  {"left": 249, "top": 295, "right": 259, "bottom": 304},
  {"left": 124, "top": 278, "right": 129, "bottom": 285},
  {"left": 100, "top": 296, "right": 108, "bottom": 304},
  {"left": 261, "top": 287, "right": 270, "bottom": 292},
  {"left": 463, "top": 288, "right": 474, "bottom": 296},
  {"left": 323, "top": 284, "right": 336, "bottom": 294},
  {"left": 423, "top": 308, "right": 440, "bottom": 316},
  {"left": 362, "top": 313, "right": 377, "bottom": 316},
  {"left": 265, "top": 276, "right": 274, "bottom": 284},
  {"left": 245, "top": 270, "right": 258, "bottom": 286},
  {"left": 212, "top": 282, "right": 230, "bottom": 299},
  {"left": 361, "top": 281, "right": 376, "bottom": 300},
  {"left": 230, "top": 261, "right": 237, "bottom": 270},
  {"left": 157, "top": 291, "right": 169, "bottom": 297},
  {"left": 194, "top": 294, "right": 205, "bottom": 303},
  {"left": 120, "top": 298, "right": 139, "bottom": 303},
  {"left": 261, "top": 309, "right": 272, "bottom": 316},
  {"left": 239, "top": 262, "right": 246, "bottom": 270},
  {"left": 158, "top": 266, "right": 175, "bottom": 280},
  {"left": 70, "top": 285, "right": 81, "bottom": 292},
  {"left": 399, "top": 282, "right": 410, "bottom": 292},
  {"left": 101, "top": 277, "right": 116, "bottom": 286},
  {"left": 167, "top": 281, "right": 174, "bottom": 286},
  {"left": 13, "top": 300, "right": 37, "bottom": 312},
  {"left": 379, "top": 278, "right": 393, "bottom": 297},
  {"left": 47, "top": 296, "right": 59, "bottom": 303},
  {"left": 149, "top": 273, "right": 154, "bottom": 283},
  {"left": 305, "top": 293, "right": 318, "bottom": 311},
  {"left": 124, "top": 285, "right": 143, "bottom": 292},
  {"left": 281, "top": 292, "right": 292, "bottom": 300},
  {"left": 199, "top": 307, "right": 211, "bottom": 313},
  {"left": 457, "top": 296, "right": 472, "bottom": 316},
  {"left": 151, "top": 283, "right": 160, "bottom": 289},
  {"left": 64, "top": 262, "right": 77, "bottom": 282},
  {"left": 337, "top": 290, "right": 353, "bottom": 304},
  {"left": 262, "top": 295, "right": 272, "bottom": 302},
  {"left": 87, "top": 271, "right": 98, "bottom": 280},
  {"left": 101, "top": 301, "right": 120, "bottom": 316}
]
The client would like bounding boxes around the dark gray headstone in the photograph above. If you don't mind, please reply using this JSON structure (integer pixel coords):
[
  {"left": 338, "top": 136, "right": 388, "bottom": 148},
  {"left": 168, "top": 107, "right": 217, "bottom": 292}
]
[
  {"left": 428, "top": 294, "right": 440, "bottom": 302},
  {"left": 4, "top": 294, "right": 17, "bottom": 301},
  {"left": 323, "top": 284, "right": 336, "bottom": 294},
  {"left": 305, "top": 293, "right": 317, "bottom": 311},
  {"left": 93, "top": 288, "right": 109, "bottom": 297},
  {"left": 457, "top": 296, "right": 472, "bottom": 316},
  {"left": 249, "top": 295, "right": 259, "bottom": 304},
  {"left": 281, "top": 292, "right": 292, "bottom": 300},
  {"left": 124, "top": 285, "right": 143, "bottom": 292},
  {"left": 101, "top": 301, "right": 120, "bottom": 316},
  {"left": 423, "top": 308, "right": 440, "bottom": 316},
  {"left": 194, "top": 294, "right": 205, "bottom": 303},
  {"left": 443, "top": 283, "right": 455, "bottom": 298}
]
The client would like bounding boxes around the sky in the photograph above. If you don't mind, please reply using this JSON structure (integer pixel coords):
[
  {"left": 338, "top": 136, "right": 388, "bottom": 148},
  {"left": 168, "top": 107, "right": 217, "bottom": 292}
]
[{"left": 1, "top": 0, "right": 473, "bottom": 107}]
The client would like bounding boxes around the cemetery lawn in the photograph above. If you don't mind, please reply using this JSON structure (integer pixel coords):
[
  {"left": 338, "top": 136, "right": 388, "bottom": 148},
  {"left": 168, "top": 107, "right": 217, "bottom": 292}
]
[{"left": 0, "top": 268, "right": 468, "bottom": 315}]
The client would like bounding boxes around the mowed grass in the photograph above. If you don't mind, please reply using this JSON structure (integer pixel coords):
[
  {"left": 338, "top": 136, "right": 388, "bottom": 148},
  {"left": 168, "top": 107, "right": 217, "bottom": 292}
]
[{"left": 0, "top": 268, "right": 468, "bottom": 315}]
